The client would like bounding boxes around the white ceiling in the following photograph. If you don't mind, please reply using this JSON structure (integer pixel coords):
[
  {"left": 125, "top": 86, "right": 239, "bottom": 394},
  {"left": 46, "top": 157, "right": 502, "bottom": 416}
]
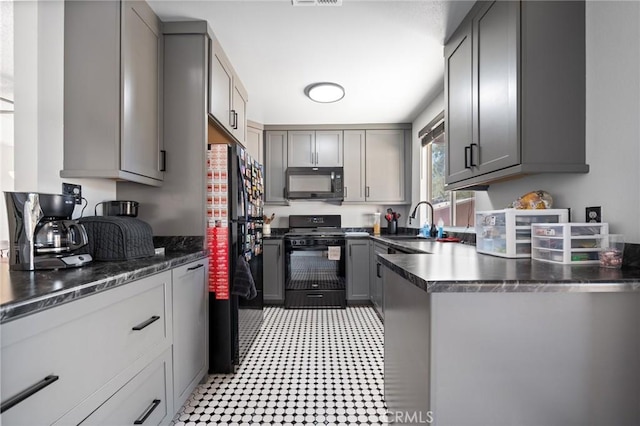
[{"left": 148, "top": 0, "right": 475, "bottom": 125}]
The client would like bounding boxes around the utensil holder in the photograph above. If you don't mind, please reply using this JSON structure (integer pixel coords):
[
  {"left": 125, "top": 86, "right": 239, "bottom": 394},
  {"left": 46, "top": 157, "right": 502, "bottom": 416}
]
[{"left": 387, "top": 220, "right": 397, "bottom": 235}]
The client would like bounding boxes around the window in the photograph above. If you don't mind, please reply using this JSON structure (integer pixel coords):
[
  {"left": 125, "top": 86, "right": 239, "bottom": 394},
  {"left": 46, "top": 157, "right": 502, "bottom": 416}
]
[{"left": 420, "top": 112, "right": 475, "bottom": 228}]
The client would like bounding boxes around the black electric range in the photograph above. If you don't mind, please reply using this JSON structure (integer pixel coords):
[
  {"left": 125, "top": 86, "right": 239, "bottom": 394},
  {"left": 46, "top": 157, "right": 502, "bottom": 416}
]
[{"left": 284, "top": 215, "right": 346, "bottom": 308}]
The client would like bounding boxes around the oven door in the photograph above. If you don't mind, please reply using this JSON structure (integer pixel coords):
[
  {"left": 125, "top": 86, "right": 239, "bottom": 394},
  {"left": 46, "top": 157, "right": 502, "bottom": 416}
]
[{"left": 284, "top": 239, "right": 346, "bottom": 307}]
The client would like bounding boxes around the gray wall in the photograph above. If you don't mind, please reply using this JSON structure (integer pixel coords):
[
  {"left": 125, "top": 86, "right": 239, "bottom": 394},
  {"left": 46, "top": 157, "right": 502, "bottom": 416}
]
[
  {"left": 475, "top": 1, "right": 640, "bottom": 242},
  {"left": 2, "top": 0, "right": 116, "bottom": 247}
]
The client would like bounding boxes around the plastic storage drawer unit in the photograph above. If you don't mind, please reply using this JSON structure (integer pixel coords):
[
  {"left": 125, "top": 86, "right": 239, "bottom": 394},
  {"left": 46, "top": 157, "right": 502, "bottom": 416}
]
[
  {"left": 476, "top": 209, "right": 570, "bottom": 258},
  {"left": 531, "top": 223, "right": 610, "bottom": 264}
]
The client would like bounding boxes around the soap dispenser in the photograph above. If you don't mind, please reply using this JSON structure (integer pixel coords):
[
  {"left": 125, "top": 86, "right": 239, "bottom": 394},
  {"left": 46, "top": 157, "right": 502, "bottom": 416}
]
[{"left": 437, "top": 218, "right": 444, "bottom": 239}]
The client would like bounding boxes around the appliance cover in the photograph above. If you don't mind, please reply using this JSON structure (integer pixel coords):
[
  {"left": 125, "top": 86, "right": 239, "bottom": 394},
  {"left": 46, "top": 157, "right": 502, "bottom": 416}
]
[{"left": 78, "top": 216, "right": 154, "bottom": 261}]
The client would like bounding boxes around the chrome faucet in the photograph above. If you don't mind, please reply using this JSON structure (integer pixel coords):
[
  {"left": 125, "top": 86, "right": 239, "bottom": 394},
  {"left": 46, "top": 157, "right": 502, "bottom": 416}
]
[{"left": 409, "top": 201, "right": 437, "bottom": 237}]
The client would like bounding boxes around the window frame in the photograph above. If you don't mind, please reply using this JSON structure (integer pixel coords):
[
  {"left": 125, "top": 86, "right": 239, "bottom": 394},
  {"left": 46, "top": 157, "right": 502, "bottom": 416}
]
[{"left": 419, "top": 111, "right": 474, "bottom": 228}]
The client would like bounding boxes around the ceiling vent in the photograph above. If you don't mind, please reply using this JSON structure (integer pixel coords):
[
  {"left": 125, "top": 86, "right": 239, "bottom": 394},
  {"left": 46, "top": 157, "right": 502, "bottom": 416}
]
[{"left": 292, "top": 0, "right": 342, "bottom": 6}]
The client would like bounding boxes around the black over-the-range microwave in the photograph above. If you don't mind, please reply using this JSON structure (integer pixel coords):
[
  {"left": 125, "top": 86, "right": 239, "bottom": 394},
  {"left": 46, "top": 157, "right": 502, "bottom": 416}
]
[{"left": 285, "top": 167, "right": 344, "bottom": 200}]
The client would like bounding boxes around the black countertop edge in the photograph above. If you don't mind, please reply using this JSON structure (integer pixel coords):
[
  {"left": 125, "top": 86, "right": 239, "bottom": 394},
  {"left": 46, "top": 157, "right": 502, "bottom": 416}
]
[
  {"left": 0, "top": 250, "right": 207, "bottom": 324},
  {"left": 378, "top": 253, "right": 640, "bottom": 294}
]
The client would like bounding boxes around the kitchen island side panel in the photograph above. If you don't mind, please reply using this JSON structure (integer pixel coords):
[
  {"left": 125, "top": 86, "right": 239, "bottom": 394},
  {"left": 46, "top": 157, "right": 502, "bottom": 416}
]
[{"left": 429, "top": 292, "right": 640, "bottom": 426}]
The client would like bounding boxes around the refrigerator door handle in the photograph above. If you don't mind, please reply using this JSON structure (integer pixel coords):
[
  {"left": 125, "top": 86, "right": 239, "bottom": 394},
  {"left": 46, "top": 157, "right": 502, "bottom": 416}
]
[{"left": 236, "top": 156, "right": 248, "bottom": 222}]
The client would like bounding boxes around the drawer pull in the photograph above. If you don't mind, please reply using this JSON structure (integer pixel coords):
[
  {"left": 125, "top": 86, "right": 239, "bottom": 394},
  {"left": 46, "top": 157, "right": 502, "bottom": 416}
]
[
  {"left": 0, "top": 375, "right": 59, "bottom": 413},
  {"left": 132, "top": 316, "right": 160, "bottom": 331},
  {"left": 306, "top": 294, "right": 324, "bottom": 298},
  {"left": 133, "top": 399, "right": 161, "bottom": 425},
  {"left": 187, "top": 264, "right": 204, "bottom": 271}
]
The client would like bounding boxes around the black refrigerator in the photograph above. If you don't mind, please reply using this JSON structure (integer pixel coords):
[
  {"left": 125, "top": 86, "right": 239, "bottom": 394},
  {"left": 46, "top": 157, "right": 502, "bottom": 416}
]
[{"left": 207, "top": 144, "right": 264, "bottom": 374}]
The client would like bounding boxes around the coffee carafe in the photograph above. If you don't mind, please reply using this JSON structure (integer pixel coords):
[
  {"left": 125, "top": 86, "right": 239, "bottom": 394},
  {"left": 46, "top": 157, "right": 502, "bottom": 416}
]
[{"left": 4, "top": 192, "right": 92, "bottom": 270}]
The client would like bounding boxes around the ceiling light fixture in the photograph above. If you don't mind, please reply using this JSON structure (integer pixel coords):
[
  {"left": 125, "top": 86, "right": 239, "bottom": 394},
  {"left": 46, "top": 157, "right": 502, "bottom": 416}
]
[{"left": 304, "top": 82, "right": 345, "bottom": 103}]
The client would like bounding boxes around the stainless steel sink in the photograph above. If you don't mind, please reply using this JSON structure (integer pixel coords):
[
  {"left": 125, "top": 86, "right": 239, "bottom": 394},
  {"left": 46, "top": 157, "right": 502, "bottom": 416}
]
[{"left": 381, "top": 235, "right": 430, "bottom": 241}]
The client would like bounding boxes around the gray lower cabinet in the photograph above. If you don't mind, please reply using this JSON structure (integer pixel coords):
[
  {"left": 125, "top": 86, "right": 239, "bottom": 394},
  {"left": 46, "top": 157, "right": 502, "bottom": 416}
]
[
  {"left": 445, "top": 0, "right": 588, "bottom": 190},
  {"left": 0, "top": 260, "right": 211, "bottom": 425},
  {"left": 62, "top": 0, "right": 164, "bottom": 187},
  {"left": 263, "top": 239, "right": 285, "bottom": 303},
  {"left": 171, "top": 260, "right": 208, "bottom": 410},
  {"left": 346, "top": 240, "right": 370, "bottom": 302},
  {"left": 383, "top": 263, "right": 640, "bottom": 425},
  {"left": 80, "top": 348, "right": 173, "bottom": 426},
  {"left": 265, "top": 131, "right": 288, "bottom": 204},
  {"left": 369, "top": 241, "right": 387, "bottom": 319},
  {"left": 383, "top": 266, "right": 431, "bottom": 422},
  {"left": 0, "top": 271, "right": 173, "bottom": 425}
]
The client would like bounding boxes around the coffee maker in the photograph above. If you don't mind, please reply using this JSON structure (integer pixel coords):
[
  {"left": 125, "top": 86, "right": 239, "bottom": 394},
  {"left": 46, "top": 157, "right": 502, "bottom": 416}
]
[{"left": 4, "top": 192, "right": 92, "bottom": 270}]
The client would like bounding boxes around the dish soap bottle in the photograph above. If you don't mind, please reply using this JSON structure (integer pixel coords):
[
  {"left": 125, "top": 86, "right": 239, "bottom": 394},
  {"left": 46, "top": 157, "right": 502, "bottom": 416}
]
[
  {"left": 437, "top": 218, "right": 444, "bottom": 239},
  {"left": 420, "top": 222, "right": 430, "bottom": 238}
]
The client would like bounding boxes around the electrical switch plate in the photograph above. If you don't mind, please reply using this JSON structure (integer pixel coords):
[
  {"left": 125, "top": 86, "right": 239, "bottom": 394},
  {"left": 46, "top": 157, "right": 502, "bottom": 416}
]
[
  {"left": 62, "top": 183, "right": 82, "bottom": 205},
  {"left": 585, "top": 206, "right": 601, "bottom": 223}
]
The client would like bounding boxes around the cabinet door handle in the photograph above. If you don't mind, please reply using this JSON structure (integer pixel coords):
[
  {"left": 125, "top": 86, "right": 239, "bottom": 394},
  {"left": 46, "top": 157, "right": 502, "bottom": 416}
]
[
  {"left": 133, "top": 399, "right": 162, "bottom": 425},
  {"left": 366, "top": 186, "right": 370, "bottom": 198},
  {"left": 160, "top": 150, "right": 167, "bottom": 172},
  {"left": 469, "top": 143, "right": 478, "bottom": 167},
  {"left": 132, "top": 315, "right": 160, "bottom": 331},
  {"left": 376, "top": 263, "right": 381, "bottom": 278},
  {"left": 315, "top": 152, "right": 318, "bottom": 164},
  {"left": 349, "top": 245, "right": 352, "bottom": 257},
  {"left": 344, "top": 186, "right": 347, "bottom": 198},
  {"left": 187, "top": 264, "right": 204, "bottom": 271},
  {"left": 0, "top": 375, "right": 59, "bottom": 413},
  {"left": 234, "top": 112, "right": 239, "bottom": 130},
  {"left": 277, "top": 244, "right": 281, "bottom": 258},
  {"left": 464, "top": 145, "right": 471, "bottom": 169}
]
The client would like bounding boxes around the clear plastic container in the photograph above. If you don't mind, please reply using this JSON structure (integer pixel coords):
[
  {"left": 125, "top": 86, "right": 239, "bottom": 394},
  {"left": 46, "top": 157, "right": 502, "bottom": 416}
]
[
  {"left": 373, "top": 212, "right": 381, "bottom": 236},
  {"left": 475, "top": 209, "right": 569, "bottom": 258},
  {"left": 531, "top": 223, "right": 610, "bottom": 265}
]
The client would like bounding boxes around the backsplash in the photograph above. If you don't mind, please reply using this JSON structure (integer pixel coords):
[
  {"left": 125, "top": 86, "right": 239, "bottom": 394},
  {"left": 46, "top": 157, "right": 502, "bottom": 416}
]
[{"left": 153, "top": 236, "right": 205, "bottom": 252}]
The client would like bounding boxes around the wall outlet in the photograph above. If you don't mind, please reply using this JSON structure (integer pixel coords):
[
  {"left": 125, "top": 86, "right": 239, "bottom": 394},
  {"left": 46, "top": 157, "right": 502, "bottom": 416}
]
[
  {"left": 62, "top": 183, "right": 82, "bottom": 205},
  {"left": 585, "top": 206, "right": 601, "bottom": 223}
]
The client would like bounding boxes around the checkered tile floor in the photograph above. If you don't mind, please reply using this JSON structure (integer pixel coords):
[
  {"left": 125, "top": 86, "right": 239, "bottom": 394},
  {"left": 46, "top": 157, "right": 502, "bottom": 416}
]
[{"left": 172, "top": 306, "right": 387, "bottom": 425}]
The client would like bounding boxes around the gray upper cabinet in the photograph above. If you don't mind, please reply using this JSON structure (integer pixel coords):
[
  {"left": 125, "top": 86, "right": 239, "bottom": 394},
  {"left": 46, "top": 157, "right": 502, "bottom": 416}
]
[
  {"left": 287, "top": 130, "right": 343, "bottom": 167},
  {"left": 210, "top": 43, "right": 233, "bottom": 134},
  {"left": 265, "top": 131, "right": 288, "bottom": 204},
  {"left": 246, "top": 121, "right": 264, "bottom": 165},
  {"left": 365, "top": 130, "right": 408, "bottom": 203},
  {"left": 288, "top": 131, "right": 316, "bottom": 167},
  {"left": 343, "top": 130, "right": 366, "bottom": 202},
  {"left": 209, "top": 37, "right": 248, "bottom": 145},
  {"left": 445, "top": 20, "right": 474, "bottom": 184},
  {"left": 315, "top": 131, "right": 343, "bottom": 166},
  {"left": 346, "top": 240, "right": 370, "bottom": 302},
  {"left": 444, "top": 0, "right": 588, "bottom": 190},
  {"left": 265, "top": 125, "right": 409, "bottom": 204},
  {"left": 62, "top": 0, "right": 163, "bottom": 186}
]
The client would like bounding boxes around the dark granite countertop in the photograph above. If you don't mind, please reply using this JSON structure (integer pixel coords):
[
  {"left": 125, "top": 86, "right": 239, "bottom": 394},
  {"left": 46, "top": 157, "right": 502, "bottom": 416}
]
[
  {"left": 373, "top": 237, "right": 640, "bottom": 293},
  {"left": 263, "top": 235, "right": 284, "bottom": 240},
  {"left": 0, "top": 249, "right": 207, "bottom": 324}
]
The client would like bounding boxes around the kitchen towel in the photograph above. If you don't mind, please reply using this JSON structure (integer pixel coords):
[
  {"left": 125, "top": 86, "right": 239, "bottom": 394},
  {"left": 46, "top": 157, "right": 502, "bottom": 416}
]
[
  {"left": 231, "top": 255, "right": 257, "bottom": 300},
  {"left": 328, "top": 246, "right": 341, "bottom": 261}
]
